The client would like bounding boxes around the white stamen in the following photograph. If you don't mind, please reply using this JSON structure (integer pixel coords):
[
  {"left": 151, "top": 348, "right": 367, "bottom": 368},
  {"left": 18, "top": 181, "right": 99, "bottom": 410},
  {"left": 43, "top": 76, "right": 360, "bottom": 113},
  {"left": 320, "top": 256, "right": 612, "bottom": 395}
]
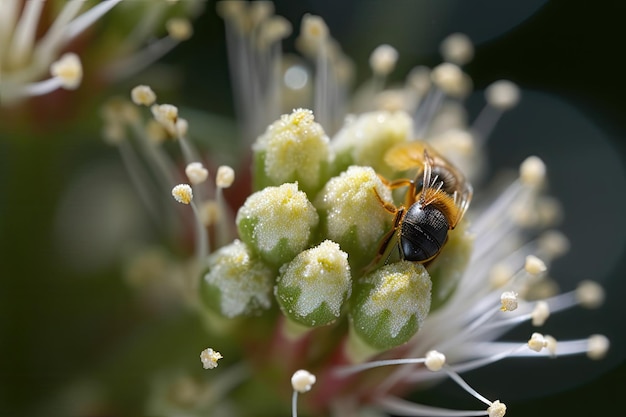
[
  {"left": 576, "top": 280, "right": 605, "bottom": 309},
  {"left": 500, "top": 291, "right": 518, "bottom": 312},
  {"left": 527, "top": 332, "right": 547, "bottom": 352},
  {"left": 487, "top": 400, "right": 507, "bottom": 417},
  {"left": 172, "top": 184, "right": 193, "bottom": 204},
  {"left": 175, "top": 118, "right": 189, "bottom": 138},
  {"left": 586, "top": 335, "right": 610, "bottom": 360},
  {"left": 489, "top": 263, "right": 514, "bottom": 288},
  {"left": 485, "top": 80, "right": 520, "bottom": 111},
  {"left": 369, "top": 44, "right": 399, "bottom": 76},
  {"left": 531, "top": 301, "right": 550, "bottom": 326},
  {"left": 519, "top": 156, "right": 546, "bottom": 187},
  {"left": 185, "top": 162, "right": 209, "bottom": 185},
  {"left": 430, "top": 62, "right": 471, "bottom": 98},
  {"left": 200, "top": 348, "right": 223, "bottom": 369},
  {"left": 440, "top": 33, "right": 474, "bottom": 65},
  {"left": 50, "top": 53, "right": 83, "bottom": 90},
  {"left": 131, "top": 85, "right": 157, "bottom": 106},
  {"left": 544, "top": 335, "right": 558, "bottom": 357},
  {"left": 424, "top": 350, "right": 446, "bottom": 372},
  {"left": 291, "top": 369, "right": 316, "bottom": 393},
  {"left": 524, "top": 255, "right": 546, "bottom": 275},
  {"left": 537, "top": 230, "right": 570, "bottom": 259},
  {"left": 216, "top": 165, "right": 235, "bottom": 189}
]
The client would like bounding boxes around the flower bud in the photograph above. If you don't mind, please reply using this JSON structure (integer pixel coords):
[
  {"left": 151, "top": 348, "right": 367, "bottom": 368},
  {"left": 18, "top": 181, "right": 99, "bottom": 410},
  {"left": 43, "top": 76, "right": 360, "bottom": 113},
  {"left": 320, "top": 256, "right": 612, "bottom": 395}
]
[
  {"left": 314, "top": 166, "right": 393, "bottom": 271},
  {"left": 330, "top": 111, "right": 413, "bottom": 177},
  {"left": 252, "top": 108, "right": 330, "bottom": 197},
  {"left": 350, "top": 261, "right": 431, "bottom": 351},
  {"left": 236, "top": 183, "right": 319, "bottom": 268},
  {"left": 275, "top": 240, "right": 351, "bottom": 327},
  {"left": 200, "top": 240, "right": 274, "bottom": 318}
]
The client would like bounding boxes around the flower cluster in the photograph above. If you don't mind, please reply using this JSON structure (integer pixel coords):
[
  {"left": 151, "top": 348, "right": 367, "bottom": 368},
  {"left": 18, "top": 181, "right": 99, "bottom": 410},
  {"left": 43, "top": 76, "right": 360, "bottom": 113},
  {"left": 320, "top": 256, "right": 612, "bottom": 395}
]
[{"left": 103, "top": 2, "right": 609, "bottom": 417}]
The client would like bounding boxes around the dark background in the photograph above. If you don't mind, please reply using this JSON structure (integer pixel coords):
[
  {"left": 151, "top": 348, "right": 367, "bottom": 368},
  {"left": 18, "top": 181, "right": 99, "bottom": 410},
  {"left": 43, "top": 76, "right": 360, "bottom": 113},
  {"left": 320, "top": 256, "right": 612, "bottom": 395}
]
[{"left": 1, "top": 1, "right": 624, "bottom": 416}]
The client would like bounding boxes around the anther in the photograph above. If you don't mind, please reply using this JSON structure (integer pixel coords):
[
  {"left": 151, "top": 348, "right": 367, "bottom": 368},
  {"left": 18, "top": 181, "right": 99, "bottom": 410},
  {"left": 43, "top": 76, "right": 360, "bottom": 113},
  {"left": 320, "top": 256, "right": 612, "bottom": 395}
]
[{"left": 172, "top": 184, "right": 193, "bottom": 204}]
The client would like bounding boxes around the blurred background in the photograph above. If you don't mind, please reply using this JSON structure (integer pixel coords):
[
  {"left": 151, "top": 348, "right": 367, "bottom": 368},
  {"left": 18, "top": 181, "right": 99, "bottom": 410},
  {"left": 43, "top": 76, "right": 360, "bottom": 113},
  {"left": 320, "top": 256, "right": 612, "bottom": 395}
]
[{"left": 1, "top": 0, "right": 625, "bottom": 416}]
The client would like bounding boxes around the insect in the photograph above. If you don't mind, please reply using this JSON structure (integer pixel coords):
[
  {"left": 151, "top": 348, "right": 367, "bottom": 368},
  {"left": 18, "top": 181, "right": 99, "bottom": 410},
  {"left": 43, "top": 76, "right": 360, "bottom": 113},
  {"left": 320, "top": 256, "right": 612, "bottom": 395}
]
[{"left": 372, "top": 141, "right": 472, "bottom": 265}]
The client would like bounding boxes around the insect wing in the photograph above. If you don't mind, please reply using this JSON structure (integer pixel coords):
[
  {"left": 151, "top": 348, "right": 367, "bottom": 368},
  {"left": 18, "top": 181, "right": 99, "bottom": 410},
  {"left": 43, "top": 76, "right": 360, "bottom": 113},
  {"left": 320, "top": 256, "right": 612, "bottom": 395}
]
[{"left": 384, "top": 141, "right": 429, "bottom": 172}]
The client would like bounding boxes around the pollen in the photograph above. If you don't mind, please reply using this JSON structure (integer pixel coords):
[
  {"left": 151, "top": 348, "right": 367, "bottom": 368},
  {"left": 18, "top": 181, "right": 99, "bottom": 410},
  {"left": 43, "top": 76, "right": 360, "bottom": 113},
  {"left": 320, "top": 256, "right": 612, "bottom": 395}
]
[
  {"left": 276, "top": 240, "right": 351, "bottom": 323},
  {"left": 200, "top": 348, "right": 222, "bottom": 370},
  {"left": 185, "top": 162, "right": 209, "bottom": 185},
  {"left": 50, "top": 53, "right": 83, "bottom": 90},
  {"left": 254, "top": 108, "right": 329, "bottom": 192},
  {"left": 131, "top": 85, "right": 157, "bottom": 106},
  {"left": 172, "top": 184, "right": 193, "bottom": 204},
  {"left": 315, "top": 166, "right": 393, "bottom": 251},
  {"left": 500, "top": 291, "right": 518, "bottom": 312},
  {"left": 291, "top": 369, "right": 316, "bottom": 393},
  {"left": 487, "top": 400, "right": 507, "bottom": 417}
]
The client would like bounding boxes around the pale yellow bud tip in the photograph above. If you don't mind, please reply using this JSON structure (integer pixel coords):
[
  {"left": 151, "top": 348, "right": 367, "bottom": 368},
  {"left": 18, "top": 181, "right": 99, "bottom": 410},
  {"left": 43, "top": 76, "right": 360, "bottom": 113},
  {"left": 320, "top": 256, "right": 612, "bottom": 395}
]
[
  {"left": 172, "top": 184, "right": 193, "bottom": 204},
  {"left": 131, "top": 85, "right": 157, "bottom": 106},
  {"left": 216, "top": 165, "right": 235, "bottom": 188},
  {"left": 200, "top": 347, "right": 222, "bottom": 369},
  {"left": 291, "top": 369, "right": 316, "bottom": 393},
  {"left": 50, "top": 53, "right": 83, "bottom": 89}
]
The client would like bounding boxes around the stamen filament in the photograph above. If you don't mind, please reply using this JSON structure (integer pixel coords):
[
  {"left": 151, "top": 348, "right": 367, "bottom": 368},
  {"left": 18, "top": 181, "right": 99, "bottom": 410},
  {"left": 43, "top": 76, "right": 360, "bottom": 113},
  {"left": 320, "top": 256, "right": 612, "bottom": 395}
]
[
  {"left": 64, "top": 0, "right": 124, "bottom": 41},
  {"left": 6, "top": 0, "right": 43, "bottom": 68},
  {"left": 444, "top": 367, "right": 491, "bottom": 406},
  {"left": 378, "top": 396, "right": 490, "bottom": 417}
]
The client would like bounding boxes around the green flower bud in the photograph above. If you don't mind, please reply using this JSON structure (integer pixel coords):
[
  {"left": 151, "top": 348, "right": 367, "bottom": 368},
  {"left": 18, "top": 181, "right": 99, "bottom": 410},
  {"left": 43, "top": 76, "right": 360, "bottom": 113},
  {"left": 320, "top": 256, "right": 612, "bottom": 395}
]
[
  {"left": 330, "top": 111, "right": 413, "bottom": 177},
  {"left": 350, "top": 261, "right": 431, "bottom": 351},
  {"left": 314, "top": 166, "right": 393, "bottom": 271},
  {"left": 236, "top": 182, "right": 319, "bottom": 268},
  {"left": 200, "top": 240, "right": 275, "bottom": 318},
  {"left": 275, "top": 240, "right": 351, "bottom": 327},
  {"left": 428, "top": 220, "right": 474, "bottom": 311},
  {"left": 253, "top": 108, "right": 330, "bottom": 197}
]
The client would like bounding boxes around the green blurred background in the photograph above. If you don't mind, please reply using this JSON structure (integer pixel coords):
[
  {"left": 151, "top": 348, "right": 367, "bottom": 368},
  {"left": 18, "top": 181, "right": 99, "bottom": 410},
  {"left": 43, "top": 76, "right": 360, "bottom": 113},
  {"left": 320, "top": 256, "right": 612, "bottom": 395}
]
[{"left": 1, "top": 1, "right": 625, "bottom": 416}]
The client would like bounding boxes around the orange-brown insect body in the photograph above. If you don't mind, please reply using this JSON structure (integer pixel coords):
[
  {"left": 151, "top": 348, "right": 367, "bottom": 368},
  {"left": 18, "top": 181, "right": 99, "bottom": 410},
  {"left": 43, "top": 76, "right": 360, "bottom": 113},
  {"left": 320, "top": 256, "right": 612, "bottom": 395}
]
[{"left": 373, "top": 141, "right": 472, "bottom": 264}]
